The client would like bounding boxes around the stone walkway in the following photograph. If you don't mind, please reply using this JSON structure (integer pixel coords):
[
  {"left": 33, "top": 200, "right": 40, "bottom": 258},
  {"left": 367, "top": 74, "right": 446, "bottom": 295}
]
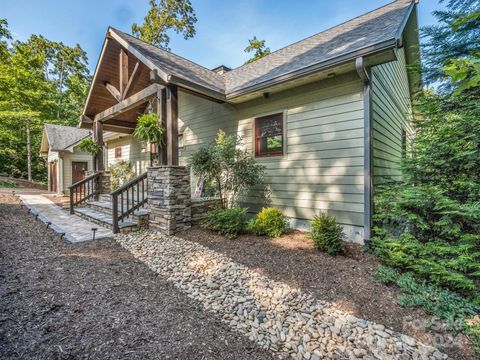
[
  {"left": 18, "top": 194, "right": 112, "bottom": 242},
  {"left": 117, "top": 231, "right": 448, "bottom": 360}
]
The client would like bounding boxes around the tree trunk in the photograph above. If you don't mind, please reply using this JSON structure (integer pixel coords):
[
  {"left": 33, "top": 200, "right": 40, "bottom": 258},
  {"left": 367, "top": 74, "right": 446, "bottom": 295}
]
[{"left": 26, "top": 118, "right": 32, "bottom": 181}]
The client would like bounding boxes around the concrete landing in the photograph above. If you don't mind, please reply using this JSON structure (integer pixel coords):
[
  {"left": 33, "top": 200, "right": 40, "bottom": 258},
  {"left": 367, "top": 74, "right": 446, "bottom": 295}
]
[{"left": 18, "top": 194, "right": 113, "bottom": 243}]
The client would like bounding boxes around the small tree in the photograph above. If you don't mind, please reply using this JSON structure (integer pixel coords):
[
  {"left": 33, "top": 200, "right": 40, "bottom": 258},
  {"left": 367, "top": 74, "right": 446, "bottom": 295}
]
[
  {"left": 190, "top": 130, "right": 265, "bottom": 208},
  {"left": 133, "top": 113, "right": 165, "bottom": 162}
]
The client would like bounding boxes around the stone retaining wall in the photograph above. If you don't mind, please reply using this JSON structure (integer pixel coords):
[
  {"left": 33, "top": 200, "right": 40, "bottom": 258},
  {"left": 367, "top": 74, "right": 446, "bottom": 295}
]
[{"left": 191, "top": 198, "right": 221, "bottom": 224}]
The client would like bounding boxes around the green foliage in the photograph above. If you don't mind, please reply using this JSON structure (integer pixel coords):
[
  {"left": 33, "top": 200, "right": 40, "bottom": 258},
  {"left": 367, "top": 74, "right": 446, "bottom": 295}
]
[
  {"left": 78, "top": 138, "right": 100, "bottom": 156},
  {"left": 0, "top": 180, "right": 17, "bottom": 188},
  {"left": 374, "top": 266, "right": 480, "bottom": 354},
  {"left": 309, "top": 213, "right": 344, "bottom": 255},
  {"left": 201, "top": 207, "right": 247, "bottom": 238},
  {"left": 422, "top": 0, "right": 480, "bottom": 89},
  {"left": 109, "top": 161, "right": 136, "bottom": 190},
  {"left": 247, "top": 207, "right": 288, "bottom": 238},
  {"left": 244, "top": 36, "right": 271, "bottom": 64},
  {"left": 189, "top": 130, "right": 266, "bottom": 208},
  {"left": 131, "top": 0, "right": 197, "bottom": 50},
  {"left": 133, "top": 113, "right": 165, "bottom": 146},
  {"left": 0, "top": 19, "right": 90, "bottom": 181}
]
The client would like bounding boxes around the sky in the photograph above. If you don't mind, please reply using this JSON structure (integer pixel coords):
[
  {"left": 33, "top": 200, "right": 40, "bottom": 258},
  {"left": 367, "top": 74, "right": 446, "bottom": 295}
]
[{"left": 2, "top": 0, "right": 446, "bottom": 73}]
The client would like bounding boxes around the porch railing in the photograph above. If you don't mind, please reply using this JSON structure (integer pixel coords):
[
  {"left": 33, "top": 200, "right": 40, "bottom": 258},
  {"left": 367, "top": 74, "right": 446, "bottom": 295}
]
[
  {"left": 111, "top": 172, "right": 148, "bottom": 233},
  {"left": 69, "top": 172, "right": 101, "bottom": 214}
]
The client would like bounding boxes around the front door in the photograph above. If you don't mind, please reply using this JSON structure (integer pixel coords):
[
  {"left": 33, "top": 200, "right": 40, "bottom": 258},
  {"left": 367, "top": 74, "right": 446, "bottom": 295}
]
[
  {"left": 72, "top": 161, "right": 88, "bottom": 185},
  {"left": 49, "top": 161, "right": 57, "bottom": 192}
]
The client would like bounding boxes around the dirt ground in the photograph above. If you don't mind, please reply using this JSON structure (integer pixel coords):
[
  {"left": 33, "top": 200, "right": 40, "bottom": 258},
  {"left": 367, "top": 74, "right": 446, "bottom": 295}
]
[
  {"left": 0, "top": 194, "right": 272, "bottom": 360},
  {"left": 178, "top": 227, "right": 475, "bottom": 360}
]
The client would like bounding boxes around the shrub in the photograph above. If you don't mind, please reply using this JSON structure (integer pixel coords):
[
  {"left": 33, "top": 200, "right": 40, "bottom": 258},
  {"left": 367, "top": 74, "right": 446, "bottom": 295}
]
[
  {"left": 310, "top": 213, "right": 344, "bottom": 255},
  {"left": 374, "top": 266, "right": 480, "bottom": 354},
  {"left": 201, "top": 207, "right": 247, "bottom": 238},
  {"left": 109, "top": 161, "right": 136, "bottom": 190},
  {"left": 247, "top": 207, "right": 288, "bottom": 237},
  {"left": 190, "top": 130, "right": 266, "bottom": 209}
]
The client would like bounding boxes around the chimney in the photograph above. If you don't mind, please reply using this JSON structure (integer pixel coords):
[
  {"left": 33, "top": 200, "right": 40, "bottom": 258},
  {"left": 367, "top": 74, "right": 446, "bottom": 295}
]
[{"left": 211, "top": 65, "right": 231, "bottom": 75}]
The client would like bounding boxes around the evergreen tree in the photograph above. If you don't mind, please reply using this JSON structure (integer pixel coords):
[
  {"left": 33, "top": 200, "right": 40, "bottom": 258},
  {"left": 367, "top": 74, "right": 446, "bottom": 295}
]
[{"left": 422, "top": 0, "right": 480, "bottom": 88}]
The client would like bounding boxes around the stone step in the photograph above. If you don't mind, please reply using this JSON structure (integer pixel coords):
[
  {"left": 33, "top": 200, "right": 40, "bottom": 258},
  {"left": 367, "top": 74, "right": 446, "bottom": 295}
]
[
  {"left": 86, "top": 200, "right": 148, "bottom": 221},
  {"left": 74, "top": 207, "right": 140, "bottom": 233}
]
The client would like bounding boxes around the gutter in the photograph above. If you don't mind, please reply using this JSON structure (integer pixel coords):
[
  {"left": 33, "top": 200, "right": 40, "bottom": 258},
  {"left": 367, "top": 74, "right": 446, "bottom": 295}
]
[{"left": 355, "top": 56, "right": 372, "bottom": 245}]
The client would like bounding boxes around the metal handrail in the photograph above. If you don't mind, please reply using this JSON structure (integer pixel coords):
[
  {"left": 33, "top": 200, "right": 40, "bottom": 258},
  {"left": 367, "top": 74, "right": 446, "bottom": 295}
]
[
  {"left": 110, "top": 172, "right": 148, "bottom": 233},
  {"left": 69, "top": 172, "right": 101, "bottom": 214}
]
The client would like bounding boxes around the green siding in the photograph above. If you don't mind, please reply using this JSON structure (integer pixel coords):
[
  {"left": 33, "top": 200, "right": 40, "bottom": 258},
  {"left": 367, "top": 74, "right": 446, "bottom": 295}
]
[
  {"left": 371, "top": 48, "right": 414, "bottom": 185},
  {"left": 107, "top": 135, "right": 151, "bottom": 175},
  {"left": 178, "top": 72, "right": 365, "bottom": 233}
]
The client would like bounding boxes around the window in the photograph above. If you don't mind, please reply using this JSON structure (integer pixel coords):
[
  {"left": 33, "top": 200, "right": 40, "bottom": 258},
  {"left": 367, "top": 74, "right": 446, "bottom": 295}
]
[
  {"left": 254, "top": 113, "right": 284, "bottom": 157},
  {"left": 115, "top": 146, "right": 122, "bottom": 159}
]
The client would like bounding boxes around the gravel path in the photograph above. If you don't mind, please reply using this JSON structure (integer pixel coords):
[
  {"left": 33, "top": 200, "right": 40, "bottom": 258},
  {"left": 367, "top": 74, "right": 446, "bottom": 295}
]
[
  {"left": 116, "top": 231, "right": 449, "bottom": 360},
  {"left": 0, "top": 194, "right": 272, "bottom": 360}
]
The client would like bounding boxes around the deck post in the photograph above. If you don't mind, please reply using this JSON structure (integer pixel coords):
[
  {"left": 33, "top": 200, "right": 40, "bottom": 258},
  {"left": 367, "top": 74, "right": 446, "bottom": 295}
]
[
  {"left": 156, "top": 88, "right": 168, "bottom": 165},
  {"left": 94, "top": 120, "right": 104, "bottom": 172},
  {"left": 166, "top": 85, "right": 179, "bottom": 166}
]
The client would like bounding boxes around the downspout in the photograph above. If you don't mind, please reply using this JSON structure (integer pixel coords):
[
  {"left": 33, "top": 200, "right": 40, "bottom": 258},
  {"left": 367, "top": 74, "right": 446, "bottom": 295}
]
[{"left": 355, "top": 57, "right": 372, "bottom": 245}]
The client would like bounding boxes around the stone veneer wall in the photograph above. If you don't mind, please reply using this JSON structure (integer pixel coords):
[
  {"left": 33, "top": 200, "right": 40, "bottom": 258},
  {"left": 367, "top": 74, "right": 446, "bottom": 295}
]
[
  {"left": 147, "top": 166, "right": 191, "bottom": 235},
  {"left": 191, "top": 198, "right": 222, "bottom": 224}
]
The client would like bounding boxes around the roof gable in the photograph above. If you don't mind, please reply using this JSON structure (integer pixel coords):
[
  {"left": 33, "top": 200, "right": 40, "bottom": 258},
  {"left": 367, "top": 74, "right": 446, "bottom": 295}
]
[{"left": 43, "top": 124, "right": 91, "bottom": 152}]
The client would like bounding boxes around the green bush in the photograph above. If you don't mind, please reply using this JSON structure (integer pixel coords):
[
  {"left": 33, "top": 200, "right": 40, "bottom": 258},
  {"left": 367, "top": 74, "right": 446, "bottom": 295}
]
[
  {"left": 247, "top": 207, "right": 288, "bottom": 237},
  {"left": 374, "top": 266, "right": 480, "bottom": 354},
  {"left": 78, "top": 138, "right": 101, "bottom": 156},
  {"left": 309, "top": 213, "right": 344, "bottom": 255},
  {"left": 201, "top": 207, "right": 247, "bottom": 238},
  {"left": 109, "top": 161, "right": 136, "bottom": 190}
]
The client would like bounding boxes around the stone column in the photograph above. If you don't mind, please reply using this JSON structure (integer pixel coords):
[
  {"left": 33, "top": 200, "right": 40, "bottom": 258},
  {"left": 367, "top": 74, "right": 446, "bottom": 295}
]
[
  {"left": 98, "top": 171, "right": 111, "bottom": 194},
  {"left": 147, "top": 165, "right": 191, "bottom": 235}
]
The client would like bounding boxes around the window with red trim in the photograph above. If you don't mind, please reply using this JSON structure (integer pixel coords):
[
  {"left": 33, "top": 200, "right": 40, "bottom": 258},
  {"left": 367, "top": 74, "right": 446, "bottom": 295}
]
[
  {"left": 255, "top": 113, "right": 284, "bottom": 157},
  {"left": 115, "top": 146, "right": 122, "bottom": 159}
]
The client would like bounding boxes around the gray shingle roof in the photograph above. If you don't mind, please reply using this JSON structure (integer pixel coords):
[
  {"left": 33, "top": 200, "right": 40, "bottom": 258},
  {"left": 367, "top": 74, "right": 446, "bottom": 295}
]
[
  {"left": 111, "top": 29, "right": 226, "bottom": 94},
  {"left": 110, "top": 0, "right": 414, "bottom": 98},
  {"left": 44, "top": 124, "right": 91, "bottom": 151}
]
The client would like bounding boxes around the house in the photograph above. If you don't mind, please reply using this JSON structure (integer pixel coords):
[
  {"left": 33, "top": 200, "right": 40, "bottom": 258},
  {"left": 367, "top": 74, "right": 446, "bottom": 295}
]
[
  {"left": 76, "top": 0, "right": 420, "bottom": 242},
  {"left": 40, "top": 124, "right": 94, "bottom": 194}
]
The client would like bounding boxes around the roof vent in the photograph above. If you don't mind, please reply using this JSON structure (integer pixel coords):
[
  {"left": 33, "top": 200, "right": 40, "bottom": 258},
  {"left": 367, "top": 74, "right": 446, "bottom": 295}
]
[{"left": 211, "top": 65, "right": 231, "bottom": 75}]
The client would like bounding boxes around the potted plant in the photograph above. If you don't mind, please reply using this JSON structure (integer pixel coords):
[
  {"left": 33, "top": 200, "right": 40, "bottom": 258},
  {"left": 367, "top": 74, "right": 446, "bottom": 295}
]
[{"left": 133, "top": 113, "right": 165, "bottom": 165}]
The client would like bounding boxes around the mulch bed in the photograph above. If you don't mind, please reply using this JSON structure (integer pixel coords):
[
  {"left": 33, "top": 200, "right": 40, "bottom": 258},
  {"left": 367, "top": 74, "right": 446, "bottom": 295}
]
[
  {"left": 0, "top": 194, "right": 272, "bottom": 360},
  {"left": 178, "top": 226, "right": 475, "bottom": 360}
]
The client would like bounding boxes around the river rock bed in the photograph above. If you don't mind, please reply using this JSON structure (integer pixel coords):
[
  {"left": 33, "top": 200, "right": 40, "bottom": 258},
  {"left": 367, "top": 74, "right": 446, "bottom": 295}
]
[{"left": 116, "top": 231, "right": 448, "bottom": 360}]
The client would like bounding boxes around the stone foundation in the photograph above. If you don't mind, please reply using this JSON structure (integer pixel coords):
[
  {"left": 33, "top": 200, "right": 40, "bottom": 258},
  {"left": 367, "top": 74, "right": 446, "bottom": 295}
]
[
  {"left": 191, "top": 198, "right": 221, "bottom": 224},
  {"left": 147, "top": 166, "right": 191, "bottom": 235}
]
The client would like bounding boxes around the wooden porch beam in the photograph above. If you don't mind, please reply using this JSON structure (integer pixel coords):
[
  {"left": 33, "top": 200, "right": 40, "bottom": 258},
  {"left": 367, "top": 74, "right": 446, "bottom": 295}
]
[
  {"left": 105, "top": 82, "right": 122, "bottom": 102},
  {"left": 103, "top": 125, "right": 134, "bottom": 134},
  {"left": 155, "top": 88, "right": 167, "bottom": 165},
  {"left": 94, "top": 83, "right": 162, "bottom": 123},
  {"left": 122, "top": 61, "right": 141, "bottom": 99},
  {"left": 94, "top": 121, "right": 104, "bottom": 171},
  {"left": 166, "top": 85, "right": 178, "bottom": 166},
  {"left": 103, "top": 119, "right": 136, "bottom": 129},
  {"left": 119, "top": 49, "right": 128, "bottom": 95}
]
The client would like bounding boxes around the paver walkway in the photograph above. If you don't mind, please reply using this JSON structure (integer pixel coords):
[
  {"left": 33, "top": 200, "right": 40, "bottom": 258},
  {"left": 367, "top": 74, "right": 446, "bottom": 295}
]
[{"left": 18, "top": 194, "right": 112, "bottom": 242}]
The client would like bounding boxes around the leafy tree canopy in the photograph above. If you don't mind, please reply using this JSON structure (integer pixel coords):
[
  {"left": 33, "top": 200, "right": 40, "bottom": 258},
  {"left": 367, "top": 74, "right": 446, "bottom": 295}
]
[
  {"left": 244, "top": 36, "right": 271, "bottom": 64},
  {"left": 132, "top": 0, "right": 197, "bottom": 50},
  {"left": 0, "top": 19, "right": 90, "bottom": 181}
]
